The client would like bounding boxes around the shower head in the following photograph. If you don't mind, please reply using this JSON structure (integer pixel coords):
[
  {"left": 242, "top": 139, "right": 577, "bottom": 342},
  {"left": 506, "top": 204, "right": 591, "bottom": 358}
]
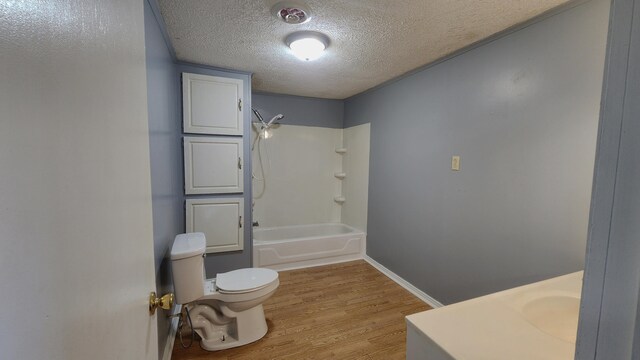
[{"left": 267, "top": 114, "right": 284, "bottom": 127}]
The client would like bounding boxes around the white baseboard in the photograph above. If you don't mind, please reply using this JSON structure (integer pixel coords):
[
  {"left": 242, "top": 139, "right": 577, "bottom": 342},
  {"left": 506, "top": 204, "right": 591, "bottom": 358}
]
[
  {"left": 364, "top": 255, "right": 443, "bottom": 308},
  {"left": 161, "top": 304, "right": 182, "bottom": 360}
]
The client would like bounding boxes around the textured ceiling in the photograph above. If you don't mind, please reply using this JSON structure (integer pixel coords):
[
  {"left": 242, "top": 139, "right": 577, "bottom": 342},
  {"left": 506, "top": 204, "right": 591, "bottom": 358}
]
[{"left": 159, "top": 0, "right": 572, "bottom": 99}]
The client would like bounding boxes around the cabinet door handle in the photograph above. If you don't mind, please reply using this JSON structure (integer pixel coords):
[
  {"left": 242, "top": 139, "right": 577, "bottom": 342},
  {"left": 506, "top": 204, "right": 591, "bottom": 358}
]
[
  {"left": 238, "top": 157, "right": 242, "bottom": 170},
  {"left": 238, "top": 98, "right": 242, "bottom": 111},
  {"left": 239, "top": 216, "right": 242, "bottom": 228}
]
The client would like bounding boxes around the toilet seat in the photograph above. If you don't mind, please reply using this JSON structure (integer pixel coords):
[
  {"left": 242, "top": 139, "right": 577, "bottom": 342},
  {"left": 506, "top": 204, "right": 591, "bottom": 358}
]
[{"left": 216, "top": 268, "right": 278, "bottom": 294}]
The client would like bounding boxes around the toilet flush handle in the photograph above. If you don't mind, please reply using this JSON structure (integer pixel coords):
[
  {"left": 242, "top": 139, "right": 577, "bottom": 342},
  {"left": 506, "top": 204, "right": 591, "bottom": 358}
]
[{"left": 149, "top": 292, "right": 174, "bottom": 315}]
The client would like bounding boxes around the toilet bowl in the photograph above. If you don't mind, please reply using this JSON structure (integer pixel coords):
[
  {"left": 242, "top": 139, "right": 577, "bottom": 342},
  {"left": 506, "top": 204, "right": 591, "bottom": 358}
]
[{"left": 171, "top": 233, "right": 279, "bottom": 351}]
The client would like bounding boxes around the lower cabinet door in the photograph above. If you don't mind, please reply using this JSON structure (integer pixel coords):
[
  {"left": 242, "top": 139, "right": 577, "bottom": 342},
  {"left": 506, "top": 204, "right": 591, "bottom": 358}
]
[{"left": 185, "top": 197, "right": 244, "bottom": 253}]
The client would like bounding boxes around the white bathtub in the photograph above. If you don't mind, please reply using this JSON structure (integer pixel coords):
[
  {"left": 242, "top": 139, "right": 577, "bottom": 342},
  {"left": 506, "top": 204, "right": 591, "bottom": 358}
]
[{"left": 252, "top": 223, "right": 366, "bottom": 271}]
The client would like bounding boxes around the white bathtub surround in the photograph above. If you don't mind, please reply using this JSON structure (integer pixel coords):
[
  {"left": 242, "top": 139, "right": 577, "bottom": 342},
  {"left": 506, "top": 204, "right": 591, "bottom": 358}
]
[
  {"left": 253, "top": 223, "right": 366, "bottom": 271},
  {"left": 252, "top": 124, "right": 343, "bottom": 227},
  {"left": 406, "top": 272, "right": 582, "bottom": 359},
  {"left": 251, "top": 123, "right": 371, "bottom": 232},
  {"left": 341, "top": 123, "right": 371, "bottom": 232},
  {"left": 250, "top": 123, "right": 370, "bottom": 270}
]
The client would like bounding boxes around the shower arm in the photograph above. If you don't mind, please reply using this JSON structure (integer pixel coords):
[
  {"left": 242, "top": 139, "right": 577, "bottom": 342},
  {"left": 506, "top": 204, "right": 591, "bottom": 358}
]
[{"left": 252, "top": 108, "right": 268, "bottom": 128}]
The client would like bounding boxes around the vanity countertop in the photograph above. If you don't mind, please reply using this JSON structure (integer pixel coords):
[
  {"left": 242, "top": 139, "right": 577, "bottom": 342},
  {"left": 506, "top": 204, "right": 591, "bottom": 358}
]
[{"left": 406, "top": 271, "right": 582, "bottom": 360}]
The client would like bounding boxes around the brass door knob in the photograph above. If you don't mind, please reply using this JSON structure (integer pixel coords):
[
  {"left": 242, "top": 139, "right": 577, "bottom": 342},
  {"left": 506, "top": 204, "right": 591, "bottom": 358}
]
[{"left": 149, "top": 291, "right": 174, "bottom": 315}]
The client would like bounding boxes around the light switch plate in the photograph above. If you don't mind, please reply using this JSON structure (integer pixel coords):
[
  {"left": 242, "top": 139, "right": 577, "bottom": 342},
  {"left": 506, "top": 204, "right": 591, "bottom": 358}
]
[{"left": 451, "top": 156, "right": 460, "bottom": 171}]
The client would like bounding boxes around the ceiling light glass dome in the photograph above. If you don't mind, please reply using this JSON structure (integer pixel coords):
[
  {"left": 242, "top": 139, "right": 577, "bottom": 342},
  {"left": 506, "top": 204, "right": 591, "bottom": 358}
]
[{"left": 285, "top": 31, "right": 330, "bottom": 61}]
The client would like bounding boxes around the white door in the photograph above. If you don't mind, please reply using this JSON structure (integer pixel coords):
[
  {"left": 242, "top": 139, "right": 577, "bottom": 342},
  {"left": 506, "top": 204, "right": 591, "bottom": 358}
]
[
  {"left": 0, "top": 1, "right": 158, "bottom": 359},
  {"left": 186, "top": 198, "right": 245, "bottom": 253},
  {"left": 184, "top": 136, "right": 244, "bottom": 194},
  {"left": 182, "top": 72, "right": 244, "bottom": 135}
]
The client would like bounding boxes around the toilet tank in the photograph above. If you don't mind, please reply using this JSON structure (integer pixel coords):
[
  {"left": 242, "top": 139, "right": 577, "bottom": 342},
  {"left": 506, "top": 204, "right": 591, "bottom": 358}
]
[{"left": 170, "top": 232, "right": 206, "bottom": 304}]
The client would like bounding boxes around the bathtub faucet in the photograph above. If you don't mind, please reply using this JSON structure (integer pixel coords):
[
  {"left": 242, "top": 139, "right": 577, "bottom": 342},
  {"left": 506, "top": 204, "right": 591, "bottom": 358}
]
[{"left": 252, "top": 221, "right": 259, "bottom": 227}]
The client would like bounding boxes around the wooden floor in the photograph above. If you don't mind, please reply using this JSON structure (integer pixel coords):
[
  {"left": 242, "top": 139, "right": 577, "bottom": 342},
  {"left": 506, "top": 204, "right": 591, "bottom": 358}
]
[{"left": 171, "top": 260, "right": 431, "bottom": 360}]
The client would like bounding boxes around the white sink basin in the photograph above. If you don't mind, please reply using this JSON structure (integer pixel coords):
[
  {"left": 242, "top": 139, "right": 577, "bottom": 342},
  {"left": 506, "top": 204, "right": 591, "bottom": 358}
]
[
  {"left": 406, "top": 272, "right": 583, "bottom": 359},
  {"left": 521, "top": 295, "right": 580, "bottom": 342}
]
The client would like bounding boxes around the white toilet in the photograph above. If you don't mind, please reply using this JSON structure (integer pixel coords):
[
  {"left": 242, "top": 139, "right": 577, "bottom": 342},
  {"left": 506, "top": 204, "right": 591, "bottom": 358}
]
[{"left": 170, "top": 232, "right": 279, "bottom": 351}]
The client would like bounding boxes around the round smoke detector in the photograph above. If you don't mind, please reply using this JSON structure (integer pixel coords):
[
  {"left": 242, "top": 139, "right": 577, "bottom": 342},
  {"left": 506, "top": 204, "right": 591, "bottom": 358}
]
[{"left": 271, "top": 1, "right": 312, "bottom": 24}]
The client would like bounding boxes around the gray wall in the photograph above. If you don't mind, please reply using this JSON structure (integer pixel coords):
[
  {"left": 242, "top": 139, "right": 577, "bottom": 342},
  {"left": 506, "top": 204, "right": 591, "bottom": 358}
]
[
  {"left": 144, "top": 0, "right": 183, "bottom": 356},
  {"left": 144, "top": 1, "right": 255, "bottom": 354},
  {"left": 176, "top": 63, "right": 254, "bottom": 277},
  {"left": 252, "top": 93, "right": 344, "bottom": 128},
  {"left": 344, "top": 0, "right": 610, "bottom": 304},
  {"left": 576, "top": 0, "right": 640, "bottom": 357}
]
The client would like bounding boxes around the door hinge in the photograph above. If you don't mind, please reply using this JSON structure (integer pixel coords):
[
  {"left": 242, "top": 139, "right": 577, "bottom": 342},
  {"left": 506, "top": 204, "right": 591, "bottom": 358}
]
[
  {"left": 239, "top": 215, "right": 243, "bottom": 228},
  {"left": 238, "top": 98, "right": 242, "bottom": 111},
  {"left": 238, "top": 157, "right": 242, "bottom": 170}
]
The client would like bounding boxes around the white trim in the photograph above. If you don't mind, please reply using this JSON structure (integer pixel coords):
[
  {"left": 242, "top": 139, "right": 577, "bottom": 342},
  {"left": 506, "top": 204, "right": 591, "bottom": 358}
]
[
  {"left": 364, "top": 255, "right": 443, "bottom": 308},
  {"left": 161, "top": 304, "right": 182, "bottom": 360}
]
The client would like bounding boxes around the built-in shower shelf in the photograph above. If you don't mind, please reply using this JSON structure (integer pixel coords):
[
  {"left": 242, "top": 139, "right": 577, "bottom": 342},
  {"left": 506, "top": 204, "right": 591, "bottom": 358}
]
[
  {"left": 334, "top": 196, "right": 346, "bottom": 204},
  {"left": 334, "top": 172, "right": 346, "bottom": 180},
  {"left": 335, "top": 148, "right": 347, "bottom": 154}
]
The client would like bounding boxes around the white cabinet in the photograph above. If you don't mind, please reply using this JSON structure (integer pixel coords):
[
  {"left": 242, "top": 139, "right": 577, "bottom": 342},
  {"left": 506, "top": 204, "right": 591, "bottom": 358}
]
[
  {"left": 182, "top": 72, "right": 244, "bottom": 135},
  {"left": 184, "top": 136, "right": 243, "bottom": 195},
  {"left": 182, "top": 71, "right": 247, "bottom": 255},
  {"left": 186, "top": 198, "right": 244, "bottom": 253}
]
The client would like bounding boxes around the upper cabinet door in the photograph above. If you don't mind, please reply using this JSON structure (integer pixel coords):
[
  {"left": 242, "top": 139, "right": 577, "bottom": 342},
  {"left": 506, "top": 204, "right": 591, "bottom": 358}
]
[
  {"left": 182, "top": 72, "right": 244, "bottom": 135},
  {"left": 184, "top": 136, "right": 243, "bottom": 194}
]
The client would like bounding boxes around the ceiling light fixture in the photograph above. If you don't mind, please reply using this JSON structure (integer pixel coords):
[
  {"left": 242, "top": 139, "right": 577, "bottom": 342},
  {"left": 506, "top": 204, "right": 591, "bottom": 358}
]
[{"left": 285, "top": 31, "right": 330, "bottom": 61}]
